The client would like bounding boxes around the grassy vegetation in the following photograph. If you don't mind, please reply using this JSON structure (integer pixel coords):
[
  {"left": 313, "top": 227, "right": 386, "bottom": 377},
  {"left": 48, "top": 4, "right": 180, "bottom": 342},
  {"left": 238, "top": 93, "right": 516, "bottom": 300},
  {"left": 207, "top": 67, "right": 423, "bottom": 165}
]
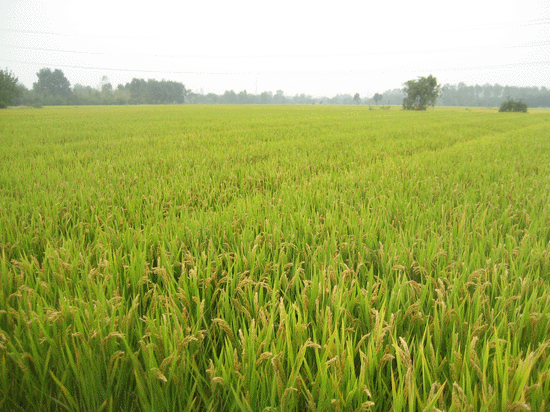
[{"left": 1, "top": 105, "right": 550, "bottom": 411}]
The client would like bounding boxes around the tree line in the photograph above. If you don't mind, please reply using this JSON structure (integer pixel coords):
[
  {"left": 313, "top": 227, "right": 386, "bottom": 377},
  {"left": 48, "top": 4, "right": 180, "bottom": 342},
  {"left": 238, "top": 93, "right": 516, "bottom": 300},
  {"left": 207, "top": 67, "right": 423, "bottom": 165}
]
[
  {"left": 0, "top": 68, "right": 375, "bottom": 106},
  {"left": 378, "top": 83, "right": 550, "bottom": 108},
  {"left": 13, "top": 68, "right": 187, "bottom": 106},
  {"left": 2, "top": 67, "right": 550, "bottom": 108}
]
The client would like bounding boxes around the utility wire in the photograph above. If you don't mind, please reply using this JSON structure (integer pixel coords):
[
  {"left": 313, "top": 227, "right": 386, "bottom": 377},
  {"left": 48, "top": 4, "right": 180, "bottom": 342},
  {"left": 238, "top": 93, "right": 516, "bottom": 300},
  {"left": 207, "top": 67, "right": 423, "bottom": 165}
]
[
  {"left": 0, "top": 40, "right": 546, "bottom": 60},
  {"left": 0, "top": 57, "right": 252, "bottom": 75},
  {"left": 1, "top": 18, "right": 549, "bottom": 45},
  {"left": 1, "top": 56, "right": 549, "bottom": 77},
  {"left": 1, "top": 18, "right": 548, "bottom": 61},
  {"left": 0, "top": 42, "right": 479, "bottom": 59},
  {"left": 0, "top": 27, "right": 164, "bottom": 41}
]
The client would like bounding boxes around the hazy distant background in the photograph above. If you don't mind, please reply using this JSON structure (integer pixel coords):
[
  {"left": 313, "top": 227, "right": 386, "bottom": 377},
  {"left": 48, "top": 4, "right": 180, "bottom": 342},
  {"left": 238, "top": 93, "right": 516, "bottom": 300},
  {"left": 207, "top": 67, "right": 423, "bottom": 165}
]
[{"left": 1, "top": 0, "right": 549, "bottom": 97}]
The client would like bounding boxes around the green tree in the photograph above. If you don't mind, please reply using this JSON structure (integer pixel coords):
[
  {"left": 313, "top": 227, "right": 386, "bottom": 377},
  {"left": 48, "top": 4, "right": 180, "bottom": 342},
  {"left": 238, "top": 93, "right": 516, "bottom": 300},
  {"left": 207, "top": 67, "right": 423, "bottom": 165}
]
[
  {"left": 0, "top": 68, "right": 23, "bottom": 108},
  {"left": 128, "top": 78, "right": 147, "bottom": 104},
  {"left": 259, "top": 91, "right": 273, "bottom": 104},
  {"left": 373, "top": 93, "right": 383, "bottom": 105},
  {"left": 498, "top": 99, "right": 527, "bottom": 113},
  {"left": 101, "top": 83, "right": 113, "bottom": 101},
  {"left": 353, "top": 93, "right": 361, "bottom": 104},
  {"left": 221, "top": 90, "right": 238, "bottom": 104},
  {"left": 161, "top": 80, "right": 186, "bottom": 104},
  {"left": 274, "top": 90, "right": 285, "bottom": 104},
  {"left": 238, "top": 90, "right": 249, "bottom": 104},
  {"left": 33, "top": 68, "right": 72, "bottom": 100},
  {"left": 72, "top": 83, "right": 101, "bottom": 105},
  {"left": 403, "top": 75, "right": 441, "bottom": 110}
]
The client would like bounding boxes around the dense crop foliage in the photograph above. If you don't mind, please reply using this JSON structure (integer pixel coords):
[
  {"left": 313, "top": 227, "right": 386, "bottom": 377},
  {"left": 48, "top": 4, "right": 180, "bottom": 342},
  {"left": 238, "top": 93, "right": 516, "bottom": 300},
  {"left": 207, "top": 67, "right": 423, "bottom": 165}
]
[{"left": 1, "top": 105, "right": 550, "bottom": 411}]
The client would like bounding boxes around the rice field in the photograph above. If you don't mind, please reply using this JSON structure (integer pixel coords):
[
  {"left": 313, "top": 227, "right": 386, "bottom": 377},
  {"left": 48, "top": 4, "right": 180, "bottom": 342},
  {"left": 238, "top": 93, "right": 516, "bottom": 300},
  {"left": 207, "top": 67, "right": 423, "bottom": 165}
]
[{"left": 1, "top": 104, "right": 550, "bottom": 411}]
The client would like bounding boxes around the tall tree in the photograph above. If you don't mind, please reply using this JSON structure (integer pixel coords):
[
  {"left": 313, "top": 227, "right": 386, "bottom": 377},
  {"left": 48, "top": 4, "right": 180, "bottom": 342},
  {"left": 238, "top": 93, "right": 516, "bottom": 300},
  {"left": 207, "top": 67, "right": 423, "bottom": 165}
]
[
  {"left": 128, "top": 78, "right": 147, "bottom": 104},
  {"left": 221, "top": 90, "right": 238, "bottom": 104},
  {"left": 403, "top": 75, "right": 441, "bottom": 110},
  {"left": 238, "top": 90, "right": 249, "bottom": 104},
  {"left": 101, "top": 82, "right": 113, "bottom": 102},
  {"left": 259, "top": 91, "right": 273, "bottom": 104},
  {"left": 33, "top": 68, "right": 72, "bottom": 97},
  {"left": 0, "top": 68, "right": 22, "bottom": 108},
  {"left": 157, "top": 80, "right": 186, "bottom": 104},
  {"left": 373, "top": 93, "right": 383, "bottom": 105},
  {"left": 273, "top": 90, "right": 285, "bottom": 104}
]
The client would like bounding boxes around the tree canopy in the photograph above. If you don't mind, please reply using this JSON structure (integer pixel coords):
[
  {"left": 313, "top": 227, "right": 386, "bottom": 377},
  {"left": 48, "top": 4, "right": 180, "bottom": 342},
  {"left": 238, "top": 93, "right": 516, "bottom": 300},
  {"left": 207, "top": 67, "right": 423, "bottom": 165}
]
[
  {"left": 0, "top": 68, "right": 22, "bottom": 108},
  {"left": 33, "top": 68, "right": 72, "bottom": 97},
  {"left": 127, "top": 78, "right": 186, "bottom": 104},
  {"left": 499, "top": 99, "right": 528, "bottom": 113},
  {"left": 403, "top": 75, "right": 441, "bottom": 110}
]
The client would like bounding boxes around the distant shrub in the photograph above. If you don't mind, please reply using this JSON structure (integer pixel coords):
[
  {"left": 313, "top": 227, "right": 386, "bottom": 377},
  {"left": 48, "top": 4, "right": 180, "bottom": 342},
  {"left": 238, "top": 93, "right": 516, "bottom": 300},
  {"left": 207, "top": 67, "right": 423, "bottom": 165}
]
[
  {"left": 32, "top": 103, "right": 43, "bottom": 109},
  {"left": 499, "top": 100, "right": 527, "bottom": 113},
  {"left": 0, "top": 101, "right": 7, "bottom": 109}
]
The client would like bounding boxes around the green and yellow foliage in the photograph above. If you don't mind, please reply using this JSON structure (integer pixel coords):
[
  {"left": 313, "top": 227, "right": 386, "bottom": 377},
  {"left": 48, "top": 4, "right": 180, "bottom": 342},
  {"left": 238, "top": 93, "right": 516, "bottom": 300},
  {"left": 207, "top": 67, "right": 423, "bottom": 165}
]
[{"left": 1, "top": 105, "right": 549, "bottom": 411}]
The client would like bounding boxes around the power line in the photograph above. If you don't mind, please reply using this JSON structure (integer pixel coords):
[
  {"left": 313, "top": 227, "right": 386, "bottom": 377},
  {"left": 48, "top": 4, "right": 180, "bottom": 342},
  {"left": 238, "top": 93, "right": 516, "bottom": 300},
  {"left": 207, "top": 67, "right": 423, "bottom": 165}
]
[
  {"left": 0, "top": 58, "right": 251, "bottom": 75},
  {"left": 438, "top": 18, "right": 550, "bottom": 33},
  {"left": 509, "top": 40, "right": 550, "bottom": 48},
  {"left": 1, "top": 56, "right": 549, "bottom": 77},
  {"left": 1, "top": 17, "right": 549, "bottom": 54},
  {"left": 0, "top": 42, "right": 458, "bottom": 59},
  {"left": 3, "top": 18, "right": 549, "bottom": 40},
  {"left": 0, "top": 44, "right": 113, "bottom": 56},
  {"left": 2, "top": 17, "right": 549, "bottom": 64},
  {"left": 0, "top": 27, "right": 166, "bottom": 41},
  {"left": 424, "top": 60, "right": 550, "bottom": 72},
  {"left": 0, "top": 41, "right": 545, "bottom": 61}
]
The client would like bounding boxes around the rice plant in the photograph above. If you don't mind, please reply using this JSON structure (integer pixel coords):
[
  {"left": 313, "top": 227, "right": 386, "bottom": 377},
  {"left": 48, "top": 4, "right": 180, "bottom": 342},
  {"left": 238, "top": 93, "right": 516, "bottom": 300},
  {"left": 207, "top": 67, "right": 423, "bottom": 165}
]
[{"left": 1, "top": 105, "right": 549, "bottom": 411}]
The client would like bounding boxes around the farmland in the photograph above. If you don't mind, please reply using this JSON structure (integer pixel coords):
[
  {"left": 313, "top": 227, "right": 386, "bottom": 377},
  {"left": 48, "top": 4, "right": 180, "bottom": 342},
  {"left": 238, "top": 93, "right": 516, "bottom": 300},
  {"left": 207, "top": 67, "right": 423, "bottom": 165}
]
[{"left": 1, "top": 105, "right": 550, "bottom": 411}]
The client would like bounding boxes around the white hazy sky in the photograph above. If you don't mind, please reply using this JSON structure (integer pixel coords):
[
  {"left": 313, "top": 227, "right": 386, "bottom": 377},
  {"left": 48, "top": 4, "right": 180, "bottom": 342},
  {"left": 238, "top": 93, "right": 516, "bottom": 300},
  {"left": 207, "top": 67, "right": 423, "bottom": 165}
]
[{"left": 1, "top": 0, "right": 549, "bottom": 97}]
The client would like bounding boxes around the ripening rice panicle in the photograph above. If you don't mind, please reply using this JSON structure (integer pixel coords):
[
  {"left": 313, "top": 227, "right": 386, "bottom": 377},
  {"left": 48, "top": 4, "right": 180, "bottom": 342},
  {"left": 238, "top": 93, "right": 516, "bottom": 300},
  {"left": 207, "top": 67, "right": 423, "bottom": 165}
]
[{"left": 1, "top": 105, "right": 550, "bottom": 411}]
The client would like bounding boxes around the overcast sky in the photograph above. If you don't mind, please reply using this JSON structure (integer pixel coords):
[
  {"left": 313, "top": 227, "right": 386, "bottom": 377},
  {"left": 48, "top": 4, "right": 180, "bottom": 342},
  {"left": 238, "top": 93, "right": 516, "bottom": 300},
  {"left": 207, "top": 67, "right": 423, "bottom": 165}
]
[{"left": 1, "top": 0, "right": 549, "bottom": 97}]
